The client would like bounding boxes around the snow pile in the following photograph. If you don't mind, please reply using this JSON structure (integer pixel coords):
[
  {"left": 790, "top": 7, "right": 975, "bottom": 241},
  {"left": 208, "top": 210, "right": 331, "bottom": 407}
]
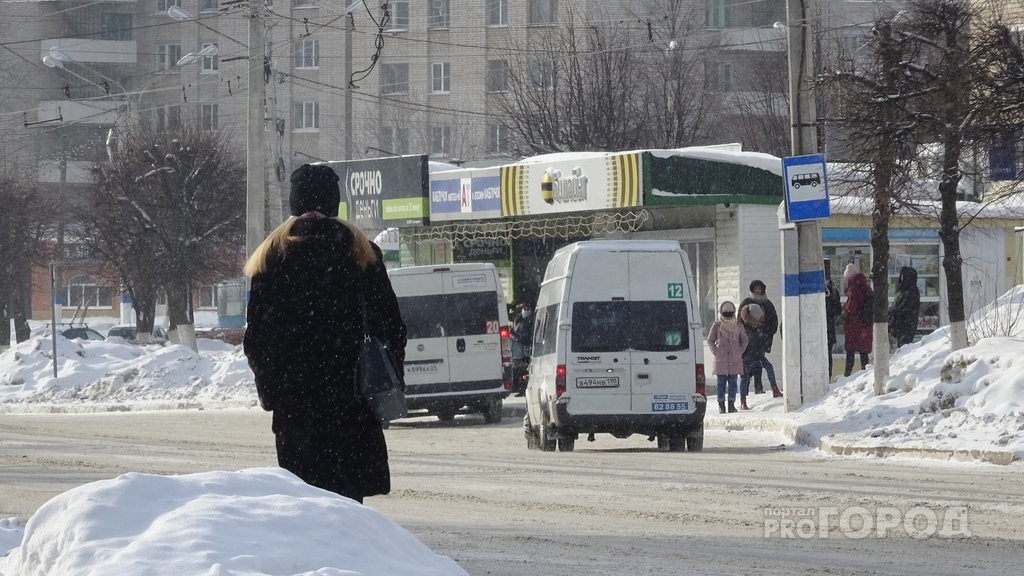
[
  {"left": 0, "top": 335, "right": 255, "bottom": 411},
  {"left": 0, "top": 468, "right": 467, "bottom": 576},
  {"left": 799, "top": 286, "right": 1024, "bottom": 459}
]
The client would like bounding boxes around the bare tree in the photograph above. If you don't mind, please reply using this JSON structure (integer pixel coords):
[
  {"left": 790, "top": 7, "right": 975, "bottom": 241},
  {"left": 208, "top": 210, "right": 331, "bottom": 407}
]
[
  {"left": 821, "top": 12, "right": 921, "bottom": 393},
  {"left": 87, "top": 118, "right": 246, "bottom": 351},
  {"left": 0, "top": 176, "right": 53, "bottom": 350}
]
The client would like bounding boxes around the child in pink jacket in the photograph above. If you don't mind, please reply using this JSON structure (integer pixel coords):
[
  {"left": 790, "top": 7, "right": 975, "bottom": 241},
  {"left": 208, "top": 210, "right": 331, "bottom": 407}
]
[{"left": 707, "top": 301, "right": 749, "bottom": 413}]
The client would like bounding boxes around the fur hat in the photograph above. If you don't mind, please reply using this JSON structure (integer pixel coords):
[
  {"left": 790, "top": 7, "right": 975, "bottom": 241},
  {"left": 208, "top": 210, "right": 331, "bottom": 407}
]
[
  {"left": 843, "top": 263, "right": 860, "bottom": 280},
  {"left": 746, "top": 302, "right": 764, "bottom": 319},
  {"left": 289, "top": 164, "right": 341, "bottom": 217}
]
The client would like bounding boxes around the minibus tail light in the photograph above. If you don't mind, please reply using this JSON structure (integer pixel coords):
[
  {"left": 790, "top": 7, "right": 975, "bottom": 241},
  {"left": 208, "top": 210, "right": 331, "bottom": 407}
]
[
  {"left": 555, "top": 364, "right": 567, "bottom": 397},
  {"left": 695, "top": 363, "right": 706, "bottom": 396},
  {"left": 499, "top": 326, "right": 512, "bottom": 389}
]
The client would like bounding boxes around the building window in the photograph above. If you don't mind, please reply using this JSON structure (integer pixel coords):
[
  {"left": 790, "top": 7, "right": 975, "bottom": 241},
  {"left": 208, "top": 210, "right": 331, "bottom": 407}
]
[
  {"left": 67, "top": 275, "right": 112, "bottom": 309},
  {"left": 101, "top": 13, "right": 132, "bottom": 40},
  {"left": 293, "top": 101, "right": 320, "bottom": 131},
  {"left": 380, "top": 126, "right": 409, "bottom": 155},
  {"left": 293, "top": 0, "right": 318, "bottom": 7},
  {"left": 486, "top": 59, "right": 508, "bottom": 92},
  {"left": 155, "top": 105, "right": 181, "bottom": 132},
  {"left": 199, "top": 0, "right": 218, "bottom": 13},
  {"left": 430, "top": 62, "right": 451, "bottom": 93},
  {"left": 530, "top": 59, "right": 555, "bottom": 90},
  {"left": 199, "top": 285, "right": 218, "bottom": 309},
  {"left": 380, "top": 63, "right": 409, "bottom": 95},
  {"left": 201, "top": 43, "right": 218, "bottom": 72},
  {"left": 430, "top": 125, "right": 450, "bottom": 157},
  {"left": 529, "top": 0, "right": 557, "bottom": 25},
  {"left": 386, "top": 0, "right": 409, "bottom": 30},
  {"left": 711, "top": 62, "right": 732, "bottom": 92},
  {"left": 293, "top": 39, "right": 319, "bottom": 69},
  {"left": 487, "top": 124, "right": 509, "bottom": 154},
  {"left": 157, "top": 44, "right": 182, "bottom": 71},
  {"left": 157, "top": 0, "right": 181, "bottom": 11},
  {"left": 706, "top": 0, "right": 735, "bottom": 29},
  {"left": 201, "top": 104, "right": 218, "bottom": 131},
  {"left": 428, "top": 0, "right": 450, "bottom": 28},
  {"left": 487, "top": 0, "right": 508, "bottom": 26}
]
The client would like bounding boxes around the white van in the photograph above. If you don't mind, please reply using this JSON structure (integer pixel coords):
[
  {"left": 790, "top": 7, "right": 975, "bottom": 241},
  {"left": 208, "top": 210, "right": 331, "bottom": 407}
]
[
  {"left": 524, "top": 240, "right": 706, "bottom": 452},
  {"left": 388, "top": 263, "right": 512, "bottom": 423}
]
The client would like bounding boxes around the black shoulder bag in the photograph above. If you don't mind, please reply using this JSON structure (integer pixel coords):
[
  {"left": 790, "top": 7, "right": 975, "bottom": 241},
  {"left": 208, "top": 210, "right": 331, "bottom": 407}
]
[{"left": 356, "top": 277, "right": 407, "bottom": 424}]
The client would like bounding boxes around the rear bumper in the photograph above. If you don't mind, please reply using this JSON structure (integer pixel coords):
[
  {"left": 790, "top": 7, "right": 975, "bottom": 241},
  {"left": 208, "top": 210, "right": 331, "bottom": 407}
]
[
  {"left": 554, "top": 397, "right": 706, "bottom": 436},
  {"left": 405, "top": 381, "right": 509, "bottom": 412}
]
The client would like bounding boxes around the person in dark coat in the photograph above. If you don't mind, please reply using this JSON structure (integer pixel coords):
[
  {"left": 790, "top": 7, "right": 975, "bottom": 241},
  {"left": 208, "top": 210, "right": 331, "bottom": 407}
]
[
  {"left": 825, "top": 277, "right": 842, "bottom": 378},
  {"left": 739, "top": 279, "right": 781, "bottom": 397},
  {"left": 842, "top": 263, "right": 872, "bottom": 376},
  {"left": 738, "top": 302, "right": 767, "bottom": 410},
  {"left": 243, "top": 164, "right": 407, "bottom": 504},
  {"left": 888, "top": 266, "right": 921, "bottom": 348}
]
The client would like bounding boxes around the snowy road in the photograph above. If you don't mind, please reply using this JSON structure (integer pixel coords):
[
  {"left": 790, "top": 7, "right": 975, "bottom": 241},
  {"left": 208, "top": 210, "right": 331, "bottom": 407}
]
[{"left": 1, "top": 409, "right": 1023, "bottom": 575}]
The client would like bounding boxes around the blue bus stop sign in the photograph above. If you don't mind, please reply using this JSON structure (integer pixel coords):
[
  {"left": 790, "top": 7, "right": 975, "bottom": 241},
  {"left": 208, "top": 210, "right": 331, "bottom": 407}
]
[{"left": 782, "top": 154, "right": 830, "bottom": 222}]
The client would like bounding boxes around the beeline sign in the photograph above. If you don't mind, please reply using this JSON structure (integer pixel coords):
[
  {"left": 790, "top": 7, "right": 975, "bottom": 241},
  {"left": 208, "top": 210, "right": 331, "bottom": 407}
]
[{"left": 548, "top": 166, "right": 588, "bottom": 204}]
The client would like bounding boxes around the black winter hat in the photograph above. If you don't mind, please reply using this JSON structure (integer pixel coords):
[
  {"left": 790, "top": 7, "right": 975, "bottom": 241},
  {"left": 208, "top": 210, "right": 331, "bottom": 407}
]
[{"left": 289, "top": 164, "right": 341, "bottom": 217}]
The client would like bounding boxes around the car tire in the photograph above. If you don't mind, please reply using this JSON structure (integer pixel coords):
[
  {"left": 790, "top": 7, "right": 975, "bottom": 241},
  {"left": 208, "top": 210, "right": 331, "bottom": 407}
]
[
  {"left": 557, "top": 435, "right": 575, "bottom": 452},
  {"left": 686, "top": 425, "right": 704, "bottom": 452},
  {"left": 524, "top": 414, "right": 540, "bottom": 450},
  {"left": 482, "top": 398, "right": 503, "bottom": 424},
  {"left": 539, "top": 414, "right": 556, "bottom": 452},
  {"left": 435, "top": 408, "right": 456, "bottom": 422}
]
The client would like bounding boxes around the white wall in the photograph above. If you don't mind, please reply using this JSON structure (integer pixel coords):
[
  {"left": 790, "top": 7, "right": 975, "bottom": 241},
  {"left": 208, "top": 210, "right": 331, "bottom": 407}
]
[{"left": 958, "top": 227, "right": 1008, "bottom": 319}]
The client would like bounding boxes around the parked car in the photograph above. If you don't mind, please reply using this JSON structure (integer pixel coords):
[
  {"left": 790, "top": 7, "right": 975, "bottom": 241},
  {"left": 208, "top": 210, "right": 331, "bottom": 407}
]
[
  {"left": 106, "top": 325, "right": 170, "bottom": 344},
  {"left": 60, "top": 326, "right": 106, "bottom": 341}
]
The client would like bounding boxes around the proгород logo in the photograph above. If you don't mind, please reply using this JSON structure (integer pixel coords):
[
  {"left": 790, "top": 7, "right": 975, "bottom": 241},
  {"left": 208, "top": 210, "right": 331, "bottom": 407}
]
[{"left": 763, "top": 505, "right": 971, "bottom": 539}]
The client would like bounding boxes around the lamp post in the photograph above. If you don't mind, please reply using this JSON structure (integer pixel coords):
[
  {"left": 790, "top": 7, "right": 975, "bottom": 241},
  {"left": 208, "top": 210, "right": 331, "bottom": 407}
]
[{"left": 778, "top": 1, "right": 828, "bottom": 410}]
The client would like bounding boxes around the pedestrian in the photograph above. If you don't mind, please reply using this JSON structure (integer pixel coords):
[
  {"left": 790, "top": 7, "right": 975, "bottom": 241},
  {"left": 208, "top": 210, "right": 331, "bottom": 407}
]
[
  {"left": 825, "top": 276, "right": 842, "bottom": 378},
  {"left": 510, "top": 302, "right": 534, "bottom": 396},
  {"left": 243, "top": 164, "right": 407, "bottom": 504},
  {"left": 707, "top": 301, "right": 748, "bottom": 414},
  {"left": 888, "top": 266, "right": 921, "bottom": 348},
  {"left": 842, "top": 263, "right": 872, "bottom": 376},
  {"left": 738, "top": 302, "right": 766, "bottom": 410},
  {"left": 739, "top": 279, "right": 782, "bottom": 397}
]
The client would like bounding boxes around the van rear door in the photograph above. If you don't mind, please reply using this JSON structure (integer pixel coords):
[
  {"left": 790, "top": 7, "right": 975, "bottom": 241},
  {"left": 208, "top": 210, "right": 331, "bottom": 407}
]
[
  {"left": 627, "top": 251, "right": 695, "bottom": 415},
  {"left": 565, "top": 251, "right": 631, "bottom": 415},
  {"left": 393, "top": 273, "right": 452, "bottom": 393},
  {"left": 443, "top": 270, "right": 503, "bottom": 389}
]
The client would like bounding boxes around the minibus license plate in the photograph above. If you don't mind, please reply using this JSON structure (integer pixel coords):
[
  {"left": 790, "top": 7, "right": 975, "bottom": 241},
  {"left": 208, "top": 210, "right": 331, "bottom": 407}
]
[{"left": 576, "top": 376, "right": 619, "bottom": 388}]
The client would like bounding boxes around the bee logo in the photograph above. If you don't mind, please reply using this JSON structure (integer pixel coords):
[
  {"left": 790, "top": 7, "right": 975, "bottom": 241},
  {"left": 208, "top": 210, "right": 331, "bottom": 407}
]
[{"left": 541, "top": 171, "right": 554, "bottom": 204}]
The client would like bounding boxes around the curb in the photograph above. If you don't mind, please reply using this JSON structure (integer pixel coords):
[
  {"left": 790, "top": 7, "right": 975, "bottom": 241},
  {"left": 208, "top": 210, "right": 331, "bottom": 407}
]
[{"left": 705, "top": 414, "right": 1016, "bottom": 466}]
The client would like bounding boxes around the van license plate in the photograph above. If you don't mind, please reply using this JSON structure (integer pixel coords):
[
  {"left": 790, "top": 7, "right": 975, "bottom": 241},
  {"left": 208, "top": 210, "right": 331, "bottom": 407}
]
[
  {"left": 576, "top": 377, "right": 619, "bottom": 388},
  {"left": 652, "top": 402, "right": 688, "bottom": 411}
]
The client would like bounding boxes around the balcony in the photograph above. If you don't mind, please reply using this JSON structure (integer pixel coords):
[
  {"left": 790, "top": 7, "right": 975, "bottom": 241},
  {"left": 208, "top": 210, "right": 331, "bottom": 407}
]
[
  {"left": 38, "top": 100, "right": 123, "bottom": 125},
  {"left": 40, "top": 39, "right": 137, "bottom": 65},
  {"left": 38, "top": 161, "right": 96, "bottom": 185}
]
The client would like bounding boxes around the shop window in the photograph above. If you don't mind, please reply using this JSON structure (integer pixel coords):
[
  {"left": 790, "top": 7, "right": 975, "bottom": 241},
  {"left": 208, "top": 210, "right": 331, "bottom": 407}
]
[
  {"left": 680, "top": 240, "right": 716, "bottom": 336},
  {"left": 199, "top": 285, "right": 218, "bottom": 309}
]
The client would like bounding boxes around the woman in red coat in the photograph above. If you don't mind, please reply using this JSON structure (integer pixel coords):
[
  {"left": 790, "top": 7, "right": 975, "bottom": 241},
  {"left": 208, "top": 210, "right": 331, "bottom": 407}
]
[{"left": 842, "top": 263, "right": 872, "bottom": 376}]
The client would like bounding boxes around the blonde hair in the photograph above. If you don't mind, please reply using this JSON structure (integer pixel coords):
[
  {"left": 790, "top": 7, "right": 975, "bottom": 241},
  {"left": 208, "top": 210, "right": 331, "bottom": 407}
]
[{"left": 243, "top": 216, "right": 377, "bottom": 277}]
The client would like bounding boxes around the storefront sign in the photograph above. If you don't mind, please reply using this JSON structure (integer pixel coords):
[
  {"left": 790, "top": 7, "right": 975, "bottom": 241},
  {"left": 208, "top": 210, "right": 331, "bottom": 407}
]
[
  {"left": 500, "top": 153, "right": 642, "bottom": 216},
  {"left": 429, "top": 168, "right": 502, "bottom": 221},
  {"left": 327, "top": 155, "right": 429, "bottom": 230}
]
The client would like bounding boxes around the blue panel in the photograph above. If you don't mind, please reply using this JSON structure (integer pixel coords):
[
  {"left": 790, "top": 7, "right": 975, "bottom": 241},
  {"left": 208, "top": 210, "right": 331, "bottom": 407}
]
[
  {"left": 783, "top": 270, "right": 825, "bottom": 297},
  {"left": 471, "top": 176, "right": 501, "bottom": 212},
  {"left": 822, "top": 228, "right": 870, "bottom": 242},
  {"left": 429, "top": 179, "right": 462, "bottom": 215}
]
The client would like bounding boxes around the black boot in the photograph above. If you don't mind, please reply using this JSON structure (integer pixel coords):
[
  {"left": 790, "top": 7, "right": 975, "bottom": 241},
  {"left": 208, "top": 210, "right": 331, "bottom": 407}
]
[
  {"left": 718, "top": 401, "right": 726, "bottom": 414},
  {"left": 727, "top": 401, "right": 738, "bottom": 413}
]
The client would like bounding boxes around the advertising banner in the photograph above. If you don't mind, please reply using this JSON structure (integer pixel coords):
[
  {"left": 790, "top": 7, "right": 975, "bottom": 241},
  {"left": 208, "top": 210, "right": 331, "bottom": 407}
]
[
  {"left": 499, "top": 152, "right": 642, "bottom": 216},
  {"left": 429, "top": 167, "right": 502, "bottom": 221},
  {"left": 326, "top": 155, "right": 429, "bottom": 230}
]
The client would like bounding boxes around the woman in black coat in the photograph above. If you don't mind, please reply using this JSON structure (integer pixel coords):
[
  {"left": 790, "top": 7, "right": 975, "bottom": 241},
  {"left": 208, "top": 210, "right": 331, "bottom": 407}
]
[
  {"left": 243, "top": 164, "right": 407, "bottom": 503},
  {"left": 825, "top": 277, "right": 842, "bottom": 376},
  {"left": 888, "top": 266, "right": 921, "bottom": 348}
]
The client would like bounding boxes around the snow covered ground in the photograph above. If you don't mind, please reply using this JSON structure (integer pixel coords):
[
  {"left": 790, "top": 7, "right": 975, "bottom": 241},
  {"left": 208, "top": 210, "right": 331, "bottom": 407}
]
[{"left": 2, "top": 289, "right": 1023, "bottom": 574}]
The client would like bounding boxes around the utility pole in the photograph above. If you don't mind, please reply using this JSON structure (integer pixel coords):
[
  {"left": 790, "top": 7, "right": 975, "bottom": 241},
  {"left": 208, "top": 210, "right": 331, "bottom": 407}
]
[
  {"left": 344, "top": 13, "right": 354, "bottom": 161},
  {"left": 246, "top": 3, "right": 268, "bottom": 268},
  {"left": 780, "top": 0, "right": 829, "bottom": 410}
]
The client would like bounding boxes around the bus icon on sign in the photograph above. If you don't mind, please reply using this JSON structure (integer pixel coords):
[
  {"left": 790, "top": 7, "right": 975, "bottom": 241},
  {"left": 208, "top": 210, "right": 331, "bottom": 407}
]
[{"left": 791, "top": 173, "right": 821, "bottom": 188}]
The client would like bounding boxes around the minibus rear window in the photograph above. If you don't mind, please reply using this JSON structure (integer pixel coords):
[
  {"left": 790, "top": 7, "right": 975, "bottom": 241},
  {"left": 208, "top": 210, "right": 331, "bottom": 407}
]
[
  {"left": 571, "top": 301, "right": 689, "bottom": 352},
  {"left": 397, "top": 292, "right": 500, "bottom": 339}
]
